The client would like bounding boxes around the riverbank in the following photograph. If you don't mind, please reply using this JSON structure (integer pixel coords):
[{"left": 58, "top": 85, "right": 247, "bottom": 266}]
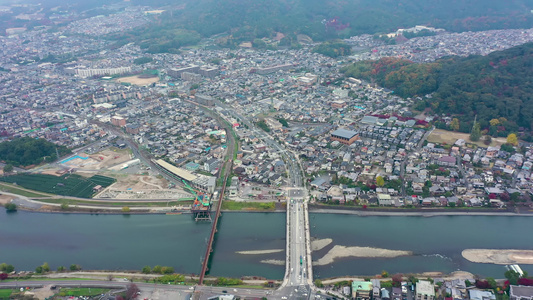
[{"left": 462, "top": 249, "right": 533, "bottom": 265}]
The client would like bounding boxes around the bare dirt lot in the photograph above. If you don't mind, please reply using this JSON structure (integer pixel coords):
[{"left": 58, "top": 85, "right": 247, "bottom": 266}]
[
  {"left": 115, "top": 75, "right": 159, "bottom": 86},
  {"left": 96, "top": 174, "right": 192, "bottom": 199},
  {"left": 428, "top": 129, "right": 507, "bottom": 147},
  {"left": 61, "top": 148, "right": 132, "bottom": 171},
  {"left": 0, "top": 194, "right": 15, "bottom": 205}
]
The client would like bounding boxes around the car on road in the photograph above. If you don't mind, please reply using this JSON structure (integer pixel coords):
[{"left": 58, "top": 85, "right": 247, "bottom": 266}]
[{"left": 222, "top": 290, "right": 227, "bottom": 293}]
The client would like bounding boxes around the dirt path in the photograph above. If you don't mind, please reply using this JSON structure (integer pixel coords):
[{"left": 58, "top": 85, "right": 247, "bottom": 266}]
[{"left": 139, "top": 176, "right": 163, "bottom": 189}]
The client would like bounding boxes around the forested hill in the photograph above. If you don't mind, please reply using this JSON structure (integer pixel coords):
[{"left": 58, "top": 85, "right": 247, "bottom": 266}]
[
  {"left": 119, "top": 0, "right": 533, "bottom": 44},
  {"left": 341, "top": 43, "right": 533, "bottom": 133},
  {"left": 0, "top": 137, "right": 71, "bottom": 167}
]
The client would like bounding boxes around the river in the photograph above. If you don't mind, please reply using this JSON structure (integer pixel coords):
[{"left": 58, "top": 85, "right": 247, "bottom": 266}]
[{"left": 1, "top": 211, "right": 532, "bottom": 280}]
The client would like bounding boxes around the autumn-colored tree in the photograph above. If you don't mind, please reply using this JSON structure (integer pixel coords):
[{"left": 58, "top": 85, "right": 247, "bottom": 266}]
[
  {"left": 507, "top": 133, "right": 518, "bottom": 146},
  {"left": 376, "top": 176, "right": 385, "bottom": 187},
  {"left": 489, "top": 119, "right": 500, "bottom": 126}
]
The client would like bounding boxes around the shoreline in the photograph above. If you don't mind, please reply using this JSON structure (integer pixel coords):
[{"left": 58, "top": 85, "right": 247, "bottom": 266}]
[{"left": 3, "top": 189, "right": 533, "bottom": 217}]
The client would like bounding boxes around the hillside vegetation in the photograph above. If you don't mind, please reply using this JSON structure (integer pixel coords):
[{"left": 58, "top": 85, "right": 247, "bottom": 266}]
[
  {"left": 341, "top": 43, "right": 533, "bottom": 135},
  {"left": 0, "top": 137, "right": 71, "bottom": 167},
  {"left": 114, "top": 0, "right": 533, "bottom": 52}
]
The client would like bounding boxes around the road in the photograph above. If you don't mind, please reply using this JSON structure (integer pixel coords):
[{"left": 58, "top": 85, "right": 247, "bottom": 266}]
[{"left": 214, "top": 101, "right": 314, "bottom": 299}]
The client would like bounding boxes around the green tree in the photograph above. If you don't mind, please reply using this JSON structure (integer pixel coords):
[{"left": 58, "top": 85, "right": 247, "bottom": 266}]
[
  {"left": 486, "top": 277, "right": 497, "bottom": 289},
  {"left": 35, "top": 266, "right": 43, "bottom": 274},
  {"left": 69, "top": 264, "right": 81, "bottom": 271},
  {"left": 42, "top": 262, "right": 50, "bottom": 273},
  {"left": 142, "top": 266, "right": 151, "bottom": 274},
  {"left": 4, "top": 203, "right": 17, "bottom": 212},
  {"left": 3, "top": 164, "right": 13, "bottom": 173},
  {"left": 0, "top": 263, "right": 14, "bottom": 273},
  {"left": 507, "top": 133, "right": 518, "bottom": 146},
  {"left": 57, "top": 266, "right": 66, "bottom": 272},
  {"left": 60, "top": 203, "right": 69, "bottom": 210},
  {"left": 314, "top": 279, "right": 324, "bottom": 287},
  {"left": 122, "top": 206, "right": 130, "bottom": 213},
  {"left": 152, "top": 265, "right": 162, "bottom": 274},
  {"left": 161, "top": 266, "right": 174, "bottom": 274},
  {"left": 450, "top": 118, "right": 460, "bottom": 131},
  {"left": 470, "top": 122, "right": 481, "bottom": 142}
]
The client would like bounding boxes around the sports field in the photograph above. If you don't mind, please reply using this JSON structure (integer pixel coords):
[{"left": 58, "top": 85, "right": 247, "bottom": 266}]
[
  {"left": 115, "top": 75, "right": 159, "bottom": 86},
  {"left": 0, "top": 174, "right": 116, "bottom": 198}
]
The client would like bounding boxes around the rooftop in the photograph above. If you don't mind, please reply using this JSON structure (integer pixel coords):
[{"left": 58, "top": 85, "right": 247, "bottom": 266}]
[{"left": 331, "top": 128, "right": 358, "bottom": 139}]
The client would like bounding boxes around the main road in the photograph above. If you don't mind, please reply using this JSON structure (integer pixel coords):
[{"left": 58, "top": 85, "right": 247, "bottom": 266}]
[{"left": 214, "top": 101, "right": 314, "bottom": 299}]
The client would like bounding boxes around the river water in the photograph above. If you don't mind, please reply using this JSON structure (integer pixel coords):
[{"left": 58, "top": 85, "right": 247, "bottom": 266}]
[{"left": 1, "top": 211, "right": 532, "bottom": 279}]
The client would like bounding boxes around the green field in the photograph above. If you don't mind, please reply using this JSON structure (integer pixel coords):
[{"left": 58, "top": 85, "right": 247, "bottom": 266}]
[
  {"left": 221, "top": 200, "right": 275, "bottom": 211},
  {"left": 0, "top": 174, "right": 116, "bottom": 198},
  {"left": 0, "top": 183, "right": 50, "bottom": 197},
  {"left": 0, "top": 289, "right": 13, "bottom": 298},
  {"left": 58, "top": 288, "right": 109, "bottom": 297}
]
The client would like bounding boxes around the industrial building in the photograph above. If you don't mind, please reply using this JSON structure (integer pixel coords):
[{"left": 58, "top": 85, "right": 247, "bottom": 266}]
[
  {"left": 111, "top": 116, "right": 126, "bottom": 127},
  {"left": 330, "top": 128, "right": 359, "bottom": 145},
  {"left": 154, "top": 159, "right": 216, "bottom": 194}
]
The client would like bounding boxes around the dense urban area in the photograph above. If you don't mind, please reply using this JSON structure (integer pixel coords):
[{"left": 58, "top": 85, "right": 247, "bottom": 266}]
[{"left": 1, "top": 1, "right": 533, "bottom": 300}]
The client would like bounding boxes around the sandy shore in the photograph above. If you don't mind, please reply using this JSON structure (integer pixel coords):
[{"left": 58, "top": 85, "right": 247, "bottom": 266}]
[
  {"left": 236, "top": 249, "right": 284, "bottom": 255},
  {"left": 462, "top": 249, "right": 533, "bottom": 264},
  {"left": 260, "top": 259, "right": 285, "bottom": 266},
  {"left": 314, "top": 245, "right": 412, "bottom": 266},
  {"left": 311, "top": 238, "right": 332, "bottom": 251}
]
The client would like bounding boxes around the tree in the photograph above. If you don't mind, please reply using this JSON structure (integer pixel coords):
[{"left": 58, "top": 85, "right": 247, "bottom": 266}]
[
  {"left": 142, "top": 266, "right": 151, "bottom": 274},
  {"left": 381, "top": 270, "right": 389, "bottom": 278},
  {"left": 60, "top": 203, "right": 69, "bottom": 210},
  {"left": 122, "top": 206, "right": 130, "bottom": 213},
  {"left": 450, "top": 118, "right": 460, "bottom": 131},
  {"left": 486, "top": 277, "right": 497, "bottom": 289},
  {"left": 69, "top": 264, "right": 82, "bottom": 271},
  {"left": 3, "top": 164, "right": 13, "bottom": 173},
  {"left": 484, "top": 135, "right": 492, "bottom": 145},
  {"left": 507, "top": 133, "right": 518, "bottom": 146},
  {"left": 0, "top": 263, "right": 14, "bottom": 273},
  {"left": 376, "top": 176, "right": 385, "bottom": 187},
  {"left": 0, "top": 273, "right": 8, "bottom": 280},
  {"left": 505, "top": 270, "right": 520, "bottom": 285},
  {"left": 4, "top": 203, "right": 17, "bottom": 212},
  {"left": 470, "top": 122, "right": 481, "bottom": 142},
  {"left": 125, "top": 283, "right": 140, "bottom": 300},
  {"left": 501, "top": 143, "right": 515, "bottom": 153},
  {"left": 490, "top": 119, "right": 500, "bottom": 126},
  {"left": 42, "top": 262, "right": 50, "bottom": 273},
  {"left": 57, "top": 266, "right": 65, "bottom": 272},
  {"left": 500, "top": 192, "right": 510, "bottom": 202},
  {"left": 161, "top": 266, "right": 174, "bottom": 274},
  {"left": 392, "top": 273, "right": 403, "bottom": 287},
  {"left": 314, "top": 279, "right": 324, "bottom": 287},
  {"left": 152, "top": 265, "right": 162, "bottom": 274},
  {"left": 35, "top": 266, "right": 43, "bottom": 274}
]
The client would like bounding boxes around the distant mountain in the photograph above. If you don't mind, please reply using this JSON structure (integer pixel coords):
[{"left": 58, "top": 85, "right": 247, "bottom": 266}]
[
  {"left": 341, "top": 43, "right": 533, "bottom": 134},
  {"left": 127, "top": 0, "right": 533, "bottom": 41}
]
